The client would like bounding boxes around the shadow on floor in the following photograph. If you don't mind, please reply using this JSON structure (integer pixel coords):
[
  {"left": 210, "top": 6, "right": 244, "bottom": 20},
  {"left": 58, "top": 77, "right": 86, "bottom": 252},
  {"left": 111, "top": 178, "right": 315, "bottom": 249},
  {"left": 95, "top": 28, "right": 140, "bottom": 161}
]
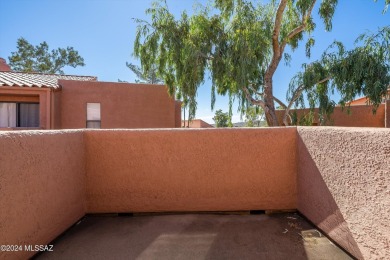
[{"left": 35, "top": 213, "right": 352, "bottom": 260}]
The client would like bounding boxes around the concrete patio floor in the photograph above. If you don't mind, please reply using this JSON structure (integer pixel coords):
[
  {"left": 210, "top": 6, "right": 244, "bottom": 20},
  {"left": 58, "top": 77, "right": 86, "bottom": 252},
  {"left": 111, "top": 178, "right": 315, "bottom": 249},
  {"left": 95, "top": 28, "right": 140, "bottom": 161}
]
[{"left": 35, "top": 213, "right": 353, "bottom": 260}]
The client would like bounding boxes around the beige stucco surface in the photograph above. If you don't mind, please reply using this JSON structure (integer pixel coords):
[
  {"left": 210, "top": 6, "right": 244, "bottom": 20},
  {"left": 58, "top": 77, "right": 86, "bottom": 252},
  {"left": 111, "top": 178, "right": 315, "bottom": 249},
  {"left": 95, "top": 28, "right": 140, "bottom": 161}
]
[
  {"left": 85, "top": 128, "right": 297, "bottom": 213},
  {"left": 297, "top": 127, "right": 390, "bottom": 259},
  {"left": 0, "top": 130, "right": 86, "bottom": 260}
]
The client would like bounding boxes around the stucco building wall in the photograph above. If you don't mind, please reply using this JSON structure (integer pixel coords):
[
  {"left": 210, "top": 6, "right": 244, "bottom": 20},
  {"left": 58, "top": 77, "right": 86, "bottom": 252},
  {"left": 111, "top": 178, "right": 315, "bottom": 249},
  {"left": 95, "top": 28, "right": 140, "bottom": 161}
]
[
  {"left": 181, "top": 119, "right": 214, "bottom": 128},
  {"left": 58, "top": 80, "right": 178, "bottom": 129},
  {"left": 276, "top": 104, "right": 385, "bottom": 127},
  {"left": 386, "top": 100, "right": 390, "bottom": 128},
  {"left": 84, "top": 128, "right": 297, "bottom": 213},
  {"left": 330, "top": 104, "right": 385, "bottom": 127},
  {"left": 51, "top": 90, "right": 62, "bottom": 129},
  {"left": 297, "top": 127, "right": 390, "bottom": 259},
  {"left": 0, "top": 130, "right": 86, "bottom": 259}
]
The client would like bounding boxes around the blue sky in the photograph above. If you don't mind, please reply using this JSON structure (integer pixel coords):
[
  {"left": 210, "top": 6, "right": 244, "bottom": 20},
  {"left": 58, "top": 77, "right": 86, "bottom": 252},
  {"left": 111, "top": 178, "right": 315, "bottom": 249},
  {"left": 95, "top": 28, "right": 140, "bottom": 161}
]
[{"left": 0, "top": 0, "right": 388, "bottom": 123}]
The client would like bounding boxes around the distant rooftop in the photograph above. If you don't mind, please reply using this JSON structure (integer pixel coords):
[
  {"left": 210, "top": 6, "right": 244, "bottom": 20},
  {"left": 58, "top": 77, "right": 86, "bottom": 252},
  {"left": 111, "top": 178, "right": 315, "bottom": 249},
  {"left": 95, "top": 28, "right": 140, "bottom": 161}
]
[{"left": 0, "top": 71, "right": 97, "bottom": 89}]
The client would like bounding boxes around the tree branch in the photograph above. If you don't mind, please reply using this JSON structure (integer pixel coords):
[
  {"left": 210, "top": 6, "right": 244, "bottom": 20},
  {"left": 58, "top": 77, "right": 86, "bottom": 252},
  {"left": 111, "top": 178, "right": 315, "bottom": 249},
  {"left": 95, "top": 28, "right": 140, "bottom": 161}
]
[
  {"left": 243, "top": 86, "right": 267, "bottom": 110},
  {"left": 248, "top": 85, "right": 263, "bottom": 96},
  {"left": 280, "top": 0, "right": 317, "bottom": 53},
  {"left": 272, "top": 0, "right": 288, "bottom": 57},
  {"left": 248, "top": 85, "right": 287, "bottom": 108},
  {"left": 283, "top": 85, "right": 305, "bottom": 126},
  {"left": 273, "top": 96, "right": 287, "bottom": 109},
  {"left": 283, "top": 76, "right": 331, "bottom": 126}
]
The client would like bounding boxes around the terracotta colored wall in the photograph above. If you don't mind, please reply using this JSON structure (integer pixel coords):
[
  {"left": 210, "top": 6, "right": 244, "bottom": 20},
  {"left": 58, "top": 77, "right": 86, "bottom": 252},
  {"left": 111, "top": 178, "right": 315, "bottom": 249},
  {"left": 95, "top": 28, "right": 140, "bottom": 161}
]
[
  {"left": 297, "top": 127, "right": 390, "bottom": 259},
  {"left": 276, "top": 104, "right": 385, "bottom": 127},
  {"left": 3, "top": 127, "right": 389, "bottom": 259},
  {"left": 58, "top": 80, "right": 178, "bottom": 129},
  {"left": 0, "top": 58, "right": 11, "bottom": 71},
  {"left": 52, "top": 90, "right": 62, "bottom": 129},
  {"left": 0, "top": 130, "right": 86, "bottom": 259},
  {"left": 386, "top": 100, "right": 390, "bottom": 128},
  {"left": 182, "top": 119, "right": 214, "bottom": 128},
  {"left": 85, "top": 128, "right": 297, "bottom": 213},
  {"left": 331, "top": 104, "right": 385, "bottom": 127}
]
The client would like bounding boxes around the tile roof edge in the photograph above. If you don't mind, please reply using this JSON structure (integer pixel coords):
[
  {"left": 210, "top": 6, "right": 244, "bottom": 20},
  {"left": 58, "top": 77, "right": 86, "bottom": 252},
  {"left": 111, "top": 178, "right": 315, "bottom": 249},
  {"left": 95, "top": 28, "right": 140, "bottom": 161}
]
[{"left": 0, "top": 70, "right": 97, "bottom": 79}]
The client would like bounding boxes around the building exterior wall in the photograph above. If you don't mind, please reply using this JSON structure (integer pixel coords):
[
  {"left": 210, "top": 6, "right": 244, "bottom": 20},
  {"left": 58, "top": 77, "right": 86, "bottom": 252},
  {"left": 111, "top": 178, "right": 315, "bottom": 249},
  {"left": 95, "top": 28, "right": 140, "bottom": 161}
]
[
  {"left": 276, "top": 103, "right": 385, "bottom": 127},
  {"left": 0, "top": 87, "right": 51, "bottom": 129},
  {"left": 52, "top": 90, "right": 62, "bottom": 129},
  {"left": 330, "top": 104, "right": 385, "bottom": 127},
  {"left": 386, "top": 100, "right": 390, "bottom": 128},
  {"left": 348, "top": 97, "right": 368, "bottom": 105},
  {"left": 0, "top": 58, "right": 11, "bottom": 71},
  {"left": 58, "top": 80, "right": 178, "bottom": 129},
  {"left": 181, "top": 119, "right": 214, "bottom": 128},
  {"left": 0, "top": 130, "right": 86, "bottom": 260},
  {"left": 297, "top": 127, "right": 390, "bottom": 259},
  {"left": 85, "top": 128, "right": 297, "bottom": 213}
]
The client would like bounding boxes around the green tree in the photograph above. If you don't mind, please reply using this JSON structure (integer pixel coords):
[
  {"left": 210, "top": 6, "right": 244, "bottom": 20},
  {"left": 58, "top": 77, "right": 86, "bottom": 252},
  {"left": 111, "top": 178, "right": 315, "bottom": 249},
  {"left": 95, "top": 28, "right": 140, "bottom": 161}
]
[
  {"left": 126, "top": 62, "right": 163, "bottom": 84},
  {"left": 245, "top": 106, "right": 264, "bottom": 127},
  {"left": 284, "top": 26, "right": 390, "bottom": 126},
  {"left": 134, "top": 0, "right": 389, "bottom": 126},
  {"left": 213, "top": 109, "right": 230, "bottom": 127},
  {"left": 9, "top": 38, "right": 85, "bottom": 74}
]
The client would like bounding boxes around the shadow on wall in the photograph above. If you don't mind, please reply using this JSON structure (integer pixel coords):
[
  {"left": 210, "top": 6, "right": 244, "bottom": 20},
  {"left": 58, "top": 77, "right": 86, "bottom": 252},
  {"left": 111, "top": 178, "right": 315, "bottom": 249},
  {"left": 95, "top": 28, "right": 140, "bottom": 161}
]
[{"left": 297, "top": 135, "right": 363, "bottom": 259}]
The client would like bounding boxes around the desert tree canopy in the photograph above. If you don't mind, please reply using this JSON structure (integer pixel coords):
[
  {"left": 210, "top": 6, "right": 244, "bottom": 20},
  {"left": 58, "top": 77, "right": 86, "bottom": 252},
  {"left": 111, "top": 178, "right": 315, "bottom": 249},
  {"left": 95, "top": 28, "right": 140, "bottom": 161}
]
[
  {"left": 134, "top": 0, "right": 389, "bottom": 126},
  {"left": 9, "top": 38, "right": 85, "bottom": 74}
]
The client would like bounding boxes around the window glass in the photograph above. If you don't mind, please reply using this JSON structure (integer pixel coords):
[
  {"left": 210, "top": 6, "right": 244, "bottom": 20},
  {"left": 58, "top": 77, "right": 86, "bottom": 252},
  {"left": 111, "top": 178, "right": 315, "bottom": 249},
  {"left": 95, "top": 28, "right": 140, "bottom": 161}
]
[
  {"left": 87, "top": 103, "right": 101, "bottom": 120},
  {"left": 87, "top": 103, "right": 101, "bottom": 129},
  {"left": 0, "top": 103, "right": 17, "bottom": 127},
  {"left": 86, "top": 121, "right": 101, "bottom": 129},
  {"left": 19, "top": 103, "right": 39, "bottom": 127}
]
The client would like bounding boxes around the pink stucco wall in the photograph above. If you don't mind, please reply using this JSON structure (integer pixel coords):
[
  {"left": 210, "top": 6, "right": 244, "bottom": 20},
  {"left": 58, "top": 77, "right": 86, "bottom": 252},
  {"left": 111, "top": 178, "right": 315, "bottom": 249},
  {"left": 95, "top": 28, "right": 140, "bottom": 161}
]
[
  {"left": 181, "top": 119, "right": 214, "bottom": 128},
  {"left": 2, "top": 127, "right": 389, "bottom": 259},
  {"left": 0, "top": 131, "right": 86, "bottom": 260},
  {"left": 276, "top": 104, "right": 386, "bottom": 127},
  {"left": 58, "top": 80, "right": 178, "bottom": 129},
  {"left": 84, "top": 128, "right": 297, "bottom": 213},
  {"left": 297, "top": 127, "right": 390, "bottom": 259},
  {"left": 386, "top": 100, "right": 390, "bottom": 128}
]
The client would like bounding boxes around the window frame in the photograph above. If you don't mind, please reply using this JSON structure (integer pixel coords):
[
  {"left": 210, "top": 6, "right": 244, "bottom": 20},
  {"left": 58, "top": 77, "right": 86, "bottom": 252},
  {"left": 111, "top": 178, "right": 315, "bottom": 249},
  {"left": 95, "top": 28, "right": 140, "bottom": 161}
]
[
  {"left": 86, "top": 103, "right": 101, "bottom": 129},
  {"left": 0, "top": 101, "right": 40, "bottom": 128}
]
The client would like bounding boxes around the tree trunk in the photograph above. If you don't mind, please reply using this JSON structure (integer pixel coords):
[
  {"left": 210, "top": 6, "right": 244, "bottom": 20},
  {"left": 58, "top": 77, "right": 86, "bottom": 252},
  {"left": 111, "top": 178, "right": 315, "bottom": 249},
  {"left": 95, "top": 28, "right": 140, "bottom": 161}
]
[{"left": 263, "top": 76, "right": 279, "bottom": 126}]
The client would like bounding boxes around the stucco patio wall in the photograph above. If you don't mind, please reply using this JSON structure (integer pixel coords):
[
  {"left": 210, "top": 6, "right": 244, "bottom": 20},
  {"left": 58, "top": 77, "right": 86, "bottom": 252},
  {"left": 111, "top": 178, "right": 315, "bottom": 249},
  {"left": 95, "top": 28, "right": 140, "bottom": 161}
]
[
  {"left": 84, "top": 128, "right": 298, "bottom": 213},
  {"left": 386, "top": 100, "right": 390, "bottom": 128},
  {"left": 2, "top": 127, "right": 389, "bottom": 259},
  {"left": 297, "top": 127, "right": 390, "bottom": 259},
  {"left": 0, "top": 130, "right": 86, "bottom": 260}
]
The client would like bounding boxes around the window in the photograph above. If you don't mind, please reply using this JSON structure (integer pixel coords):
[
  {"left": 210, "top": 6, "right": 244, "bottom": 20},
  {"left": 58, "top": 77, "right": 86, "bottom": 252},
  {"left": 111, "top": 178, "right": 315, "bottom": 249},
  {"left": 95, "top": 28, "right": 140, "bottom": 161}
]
[
  {"left": 0, "top": 102, "right": 39, "bottom": 128},
  {"left": 86, "top": 103, "right": 101, "bottom": 128}
]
